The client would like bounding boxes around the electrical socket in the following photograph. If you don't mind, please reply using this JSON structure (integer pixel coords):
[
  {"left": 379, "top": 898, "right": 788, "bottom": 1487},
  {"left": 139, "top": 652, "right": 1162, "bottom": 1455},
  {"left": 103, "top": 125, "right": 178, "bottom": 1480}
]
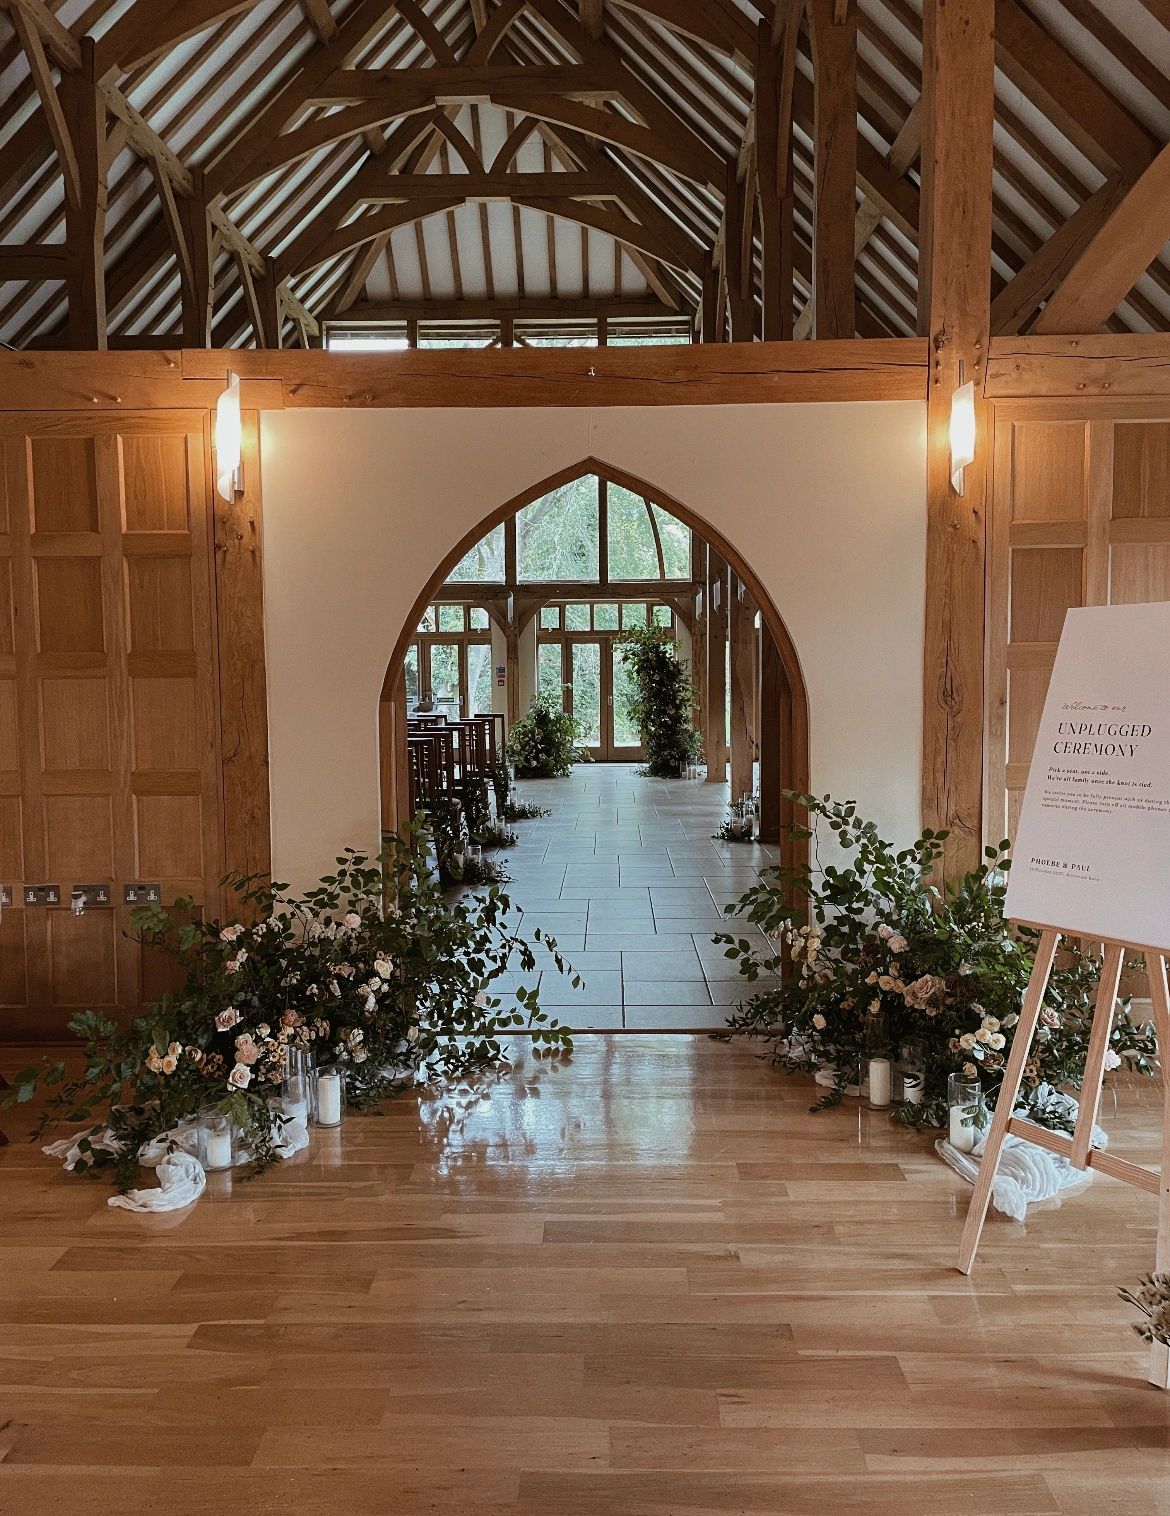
[
  {"left": 72, "top": 883, "right": 112, "bottom": 907},
  {"left": 24, "top": 884, "right": 61, "bottom": 907},
  {"left": 123, "top": 883, "right": 162, "bottom": 906}
]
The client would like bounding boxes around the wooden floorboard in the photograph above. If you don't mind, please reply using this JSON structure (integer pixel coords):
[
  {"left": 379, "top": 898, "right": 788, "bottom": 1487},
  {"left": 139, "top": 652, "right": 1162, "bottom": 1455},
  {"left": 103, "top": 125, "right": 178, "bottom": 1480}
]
[{"left": 1, "top": 1035, "right": 1167, "bottom": 1514}]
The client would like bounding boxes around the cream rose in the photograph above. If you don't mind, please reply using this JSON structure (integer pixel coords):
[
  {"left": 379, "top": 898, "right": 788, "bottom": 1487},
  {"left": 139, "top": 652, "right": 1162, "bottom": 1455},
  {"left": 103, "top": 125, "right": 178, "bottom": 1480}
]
[{"left": 227, "top": 1063, "right": 252, "bottom": 1089}]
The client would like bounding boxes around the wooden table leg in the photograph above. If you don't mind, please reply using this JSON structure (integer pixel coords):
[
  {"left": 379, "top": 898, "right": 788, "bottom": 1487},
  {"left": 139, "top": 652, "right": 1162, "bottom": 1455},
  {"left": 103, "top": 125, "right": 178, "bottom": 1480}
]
[{"left": 957, "top": 928, "right": 1060, "bottom": 1275}]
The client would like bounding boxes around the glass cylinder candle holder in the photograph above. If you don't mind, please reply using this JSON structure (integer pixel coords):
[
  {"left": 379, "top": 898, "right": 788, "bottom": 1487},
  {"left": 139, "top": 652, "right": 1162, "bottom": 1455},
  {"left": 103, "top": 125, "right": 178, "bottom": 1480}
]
[
  {"left": 200, "top": 1113, "right": 235, "bottom": 1172},
  {"left": 312, "top": 1066, "right": 346, "bottom": 1128},
  {"left": 865, "top": 1008, "right": 893, "bottom": 1109},
  {"left": 281, "top": 1047, "right": 313, "bottom": 1126},
  {"left": 948, "top": 1074, "right": 985, "bottom": 1153}
]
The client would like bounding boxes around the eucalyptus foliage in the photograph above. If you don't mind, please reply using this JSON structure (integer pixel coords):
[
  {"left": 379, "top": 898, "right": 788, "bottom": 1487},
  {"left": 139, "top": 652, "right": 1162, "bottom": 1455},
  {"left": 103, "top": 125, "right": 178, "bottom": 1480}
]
[
  {"left": 5, "top": 828, "right": 575, "bottom": 1190},
  {"left": 718, "top": 794, "right": 1158, "bottom": 1125}
]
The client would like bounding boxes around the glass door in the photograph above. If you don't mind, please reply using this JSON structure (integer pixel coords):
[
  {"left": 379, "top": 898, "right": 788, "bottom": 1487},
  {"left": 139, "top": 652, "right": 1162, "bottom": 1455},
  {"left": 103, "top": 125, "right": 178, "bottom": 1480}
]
[
  {"left": 428, "top": 642, "right": 463, "bottom": 718},
  {"left": 568, "top": 639, "right": 604, "bottom": 758},
  {"left": 610, "top": 641, "right": 643, "bottom": 757}
]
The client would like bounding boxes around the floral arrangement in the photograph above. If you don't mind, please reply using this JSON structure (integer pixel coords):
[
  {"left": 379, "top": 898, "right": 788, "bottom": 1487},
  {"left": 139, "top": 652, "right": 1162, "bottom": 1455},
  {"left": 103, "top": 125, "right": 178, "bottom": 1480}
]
[
  {"left": 617, "top": 626, "right": 702, "bottom": 778},
  {"left": 5, "top": 829, "right": 574, "bottom": 1190},
  {"left": 714, "top": 793, "right": 758, "bottom": 843},
  {"left": 506, "top": 692, "right": 588, "bottom": 777},
  {"left": 718, "top": 794, "right": 1158, "bottom": 1126},
  {"left": 503, "top": 797, "right": 551, "bottom": 822},
  {"left": 1119, "top": 1273, "right": 1170, "bottom": 1346}
]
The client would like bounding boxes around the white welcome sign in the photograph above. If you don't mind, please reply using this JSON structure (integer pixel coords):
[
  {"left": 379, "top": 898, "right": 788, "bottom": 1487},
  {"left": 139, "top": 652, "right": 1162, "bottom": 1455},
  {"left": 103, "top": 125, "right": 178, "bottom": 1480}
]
[{"left": 1004, "top": 602, "right": 1170, "bottom": 951}]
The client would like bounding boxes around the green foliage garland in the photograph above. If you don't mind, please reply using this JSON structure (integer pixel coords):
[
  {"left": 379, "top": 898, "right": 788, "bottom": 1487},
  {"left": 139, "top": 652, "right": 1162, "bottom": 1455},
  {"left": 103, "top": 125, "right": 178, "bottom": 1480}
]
[
  {"left": 617, "top": 627, "right": 701, "bottom": 778},
  {"left": 717, "top": 794, "right": 1158, "bottom": 1124},
  {"left": 5, "top": 829, "right": 574, "bottom": 1190}
]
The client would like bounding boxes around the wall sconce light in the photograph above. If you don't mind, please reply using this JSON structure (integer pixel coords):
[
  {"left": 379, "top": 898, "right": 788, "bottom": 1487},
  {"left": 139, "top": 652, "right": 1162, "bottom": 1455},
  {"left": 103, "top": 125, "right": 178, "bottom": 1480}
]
[
  {"left": 712, "top": 579, "right": 722, "bottom": 613},
  {"left": 949, "top": 366, "right": 976, "bottom": 497},
  {"left": 215, "top": 370, "right": 243, "bottom": 502},
  {"left": 694, "top": 587, "right": 704, "bottom": 619}
]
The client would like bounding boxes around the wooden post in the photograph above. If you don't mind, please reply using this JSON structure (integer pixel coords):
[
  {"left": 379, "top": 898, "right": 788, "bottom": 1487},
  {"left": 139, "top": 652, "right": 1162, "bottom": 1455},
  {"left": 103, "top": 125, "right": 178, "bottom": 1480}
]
[
  {"left": 723, "top": 164, "right": 754, "bottom": 342},
  {"left": 809, "top": 0, "right": 856, "bottom": 339},
  {"left": 919, "top": 0, "right": 995, "bottom": 879},
  {"left": 757, "top": 625, "right": 783, "bottom": 841},
  {"left": 729, "top": 577, "right": 755, "bottom": 803},
  {"left": 700, "top": 255, "right": 719, "bottom": 343},
  {"left": 62, "top": 36, "right": 107, "bottom": 348},
  {"left": 691, "top": 538, "right": 708, "bottom": 762},
  {"left": 178, "top": 169, "right": 214, "bottom": 346},
  {"left": 705, "top": 549, "right": 728, "bottom": 781},
  {"left": 214, "top": 410, "right": 271, "bottom": 914},
  {"left": 258, "top": 254, "right": 284, "bottom": 350}
]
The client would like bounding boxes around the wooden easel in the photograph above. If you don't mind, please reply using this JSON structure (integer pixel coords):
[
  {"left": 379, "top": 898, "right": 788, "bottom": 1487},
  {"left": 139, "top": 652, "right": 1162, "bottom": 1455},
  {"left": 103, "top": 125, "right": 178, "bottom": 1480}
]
[{"left": 957, "top": 924, "right": 1170, "bottom": 1389}]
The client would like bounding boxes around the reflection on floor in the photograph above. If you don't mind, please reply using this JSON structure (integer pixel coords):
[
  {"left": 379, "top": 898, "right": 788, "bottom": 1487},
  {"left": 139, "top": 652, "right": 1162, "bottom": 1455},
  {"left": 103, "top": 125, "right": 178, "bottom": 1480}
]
[
  {"left": 497, "top": 764, "right": 781, "bottom": 1030},
  {"left": 2, "top": 1035, "right": 1164, "bottom": 1512}
]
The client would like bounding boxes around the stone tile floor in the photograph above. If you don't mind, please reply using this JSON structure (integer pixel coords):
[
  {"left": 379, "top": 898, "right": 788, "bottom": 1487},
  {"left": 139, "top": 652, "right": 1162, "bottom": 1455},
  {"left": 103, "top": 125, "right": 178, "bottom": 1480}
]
[{"left": 493, "top": 765, "right": 782, "bottom": 1030}]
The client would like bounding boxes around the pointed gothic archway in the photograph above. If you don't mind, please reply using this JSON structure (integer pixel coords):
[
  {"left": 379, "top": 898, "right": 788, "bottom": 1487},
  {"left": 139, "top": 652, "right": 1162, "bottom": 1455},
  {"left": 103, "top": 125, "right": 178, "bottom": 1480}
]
[{"left": 378, "top": 457, "right": 811, "bottom": 877}]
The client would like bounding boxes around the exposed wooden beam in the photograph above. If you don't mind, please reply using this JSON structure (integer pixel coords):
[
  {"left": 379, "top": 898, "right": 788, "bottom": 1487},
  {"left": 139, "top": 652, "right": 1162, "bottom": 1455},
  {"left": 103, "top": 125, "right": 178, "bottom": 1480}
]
[
  {"left": 61, "top": 36, "right": 107, "bottom": 348},
  {"left": 1031, "top": 150, "right": 1170, "bottom": 334},
  {"left": 95, "top": 0, "right": 268, "bottom": 78},
  {"left": 299, "top": 0, "right": 337, "bottom": 40},
  {"left": 609, "top": 0, "right": 756, "bottom": 63},
  {"left": 756, "top": 4, "right": 801, "bottom": 340},
  {"left": 793, "top": 97, "right": 920, "bottom": 340},
  {"left": 331, "top": 295, "right": 678, "bottom": 321},
  {"left": 990, "top": 176, "right": 1125, "bottom": 335},
  {"left": 10, "top": 0, "right": 80, "bottom": 209},
  {"left": 808, "top": 0, "right": 856, "bottom": 339},
  {"left": 918, "top": 0, "right": 994, "bottom": 879},
  {"left": 360, "top": 171, "right": 625, "bottom": 200},
  {"left": 176, "top": 168, "right": 213, "bottom": 346},
  {"left": 0, "top": 244, "right": 70, "bottom": 280},
  {"left": 580, "top": 0, "right": 604, "bottom": 40},
  {"left": 994, "top": 0, "right": 1156, "bottom": 182},
  {"left": 314, "top": 64, "right": 617, "bottom": 103}
]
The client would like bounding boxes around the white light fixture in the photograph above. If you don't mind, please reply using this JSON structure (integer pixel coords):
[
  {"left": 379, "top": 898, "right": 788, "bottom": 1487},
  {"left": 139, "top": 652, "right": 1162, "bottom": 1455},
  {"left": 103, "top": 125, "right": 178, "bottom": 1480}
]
[
  {"left": 215, "top": 370, "right": 243, "bottom": 502},
  {"left": 949, "top": 367, "right": 976, "bottom": 496}
]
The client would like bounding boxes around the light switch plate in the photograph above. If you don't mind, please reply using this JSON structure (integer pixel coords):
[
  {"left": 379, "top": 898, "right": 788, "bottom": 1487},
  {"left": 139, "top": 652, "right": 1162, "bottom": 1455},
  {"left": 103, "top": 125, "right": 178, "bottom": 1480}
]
[
  {"left": 24, "top": 884, "right": 61, "bottom": 907},
  {"left": 123, "top": 883, "right": 162, "bottom": 906}
]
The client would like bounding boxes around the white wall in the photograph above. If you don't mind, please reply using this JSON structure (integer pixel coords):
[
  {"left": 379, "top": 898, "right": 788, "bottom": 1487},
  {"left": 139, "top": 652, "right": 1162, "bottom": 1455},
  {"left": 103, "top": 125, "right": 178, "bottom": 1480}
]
[{"left": 261, "top": 404, "right": 927, "bottom": 891}]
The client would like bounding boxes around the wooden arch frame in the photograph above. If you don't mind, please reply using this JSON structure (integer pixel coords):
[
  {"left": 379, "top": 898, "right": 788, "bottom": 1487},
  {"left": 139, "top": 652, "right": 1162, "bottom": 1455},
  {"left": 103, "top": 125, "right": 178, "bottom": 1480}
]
[{"left": 378, "top": 457, "right": 811, "bottom": 875}]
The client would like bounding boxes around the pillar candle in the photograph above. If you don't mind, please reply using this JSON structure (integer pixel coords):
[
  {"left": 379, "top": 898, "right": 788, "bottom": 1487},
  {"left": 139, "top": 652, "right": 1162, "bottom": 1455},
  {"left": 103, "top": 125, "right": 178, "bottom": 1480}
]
[
  {"left": 867, "top": 1057, "right": 892, "bottom": 1107},
  {"left": 949, "top": 1104, "right": 977, "bottom": 1153},
  {"left": 205, "top": 1128, "right": 233, "bottom": 1169},
  {"left": 316, "top": 1071, "right": 342, "bottom": 1126}
]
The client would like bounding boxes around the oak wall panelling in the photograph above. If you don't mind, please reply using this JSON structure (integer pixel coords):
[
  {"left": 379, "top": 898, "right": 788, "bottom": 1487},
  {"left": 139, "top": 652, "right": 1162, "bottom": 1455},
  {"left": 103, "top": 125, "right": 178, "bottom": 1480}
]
[
  {"left": 0, "top": 412, "right": 225, "bottom": 1039},
  {"left": 986, "top": 402, "right": 1170, "bottom": 850}
]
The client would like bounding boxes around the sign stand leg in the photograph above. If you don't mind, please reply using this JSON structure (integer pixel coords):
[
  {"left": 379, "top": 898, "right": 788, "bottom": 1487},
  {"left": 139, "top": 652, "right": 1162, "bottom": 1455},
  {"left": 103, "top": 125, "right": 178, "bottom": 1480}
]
[
  {"left": 1068, "top": 943, "right": 1126, "bottom": 1169},
  {"left": 957, "top": 928, "right": 1060, "bottom": 1275},
  {"left": 1149, "top": 953, "right": 1170, "bottom": 1390}
]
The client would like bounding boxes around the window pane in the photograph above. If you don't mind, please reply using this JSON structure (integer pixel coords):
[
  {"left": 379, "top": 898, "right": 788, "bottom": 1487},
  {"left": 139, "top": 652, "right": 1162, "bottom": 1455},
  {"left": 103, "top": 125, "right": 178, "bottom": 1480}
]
[
  {"left": 565, "top": 603, "right": 590, "bottom": 631},
  {"left": 418, "top": 606, "right": 436, "bottom": 632},
  {"left": 468, "top": 606, "right": 489, "bottom": 630},
  {"left": 538, "top": 643, "right": 563, "bottom": 705},
  {"left": 404, "top": 644, "right": 420, "bottom": 703},
  {"left": 652, "top": 605, "right": 672, "bottom": 627},
  {"left": 652, "top": 504, "right": 691, "bottom": 579},
  {"left": 571, "top": 642, "right": 602, "bottom": 746},
  {"left": 540, "top": 604, "right": 561, "bottom": 630},
  {"left": 429, "top": 643, "right": 461, "bottom": 711},
  {"left": 448, "top": 524, "right": 505, "bottom": 582},
  {"left": 517, "top": 476, "right": 599, "bottom": 581},
  {"left": 621, "top": 603, "right": 647, "bottom": 629},
  {"left": 468, "top": 642, "right": 493, "bottom": 714},
  {"left": 438, "top": 605, "right": 464, "bottom": 632},
  {"left": 607, "top": 483, "right": 659, "bottom": 580},
  {"left": 612, "top": 646, "right": 640, "bottom": 748},
  {"left": 594, "top": 602, "right": 618, "bottom": 631}
]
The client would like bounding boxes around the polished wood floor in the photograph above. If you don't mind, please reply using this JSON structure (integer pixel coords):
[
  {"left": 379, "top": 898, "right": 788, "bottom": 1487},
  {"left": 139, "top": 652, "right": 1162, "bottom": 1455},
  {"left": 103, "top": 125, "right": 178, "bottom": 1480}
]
[{"left": 2, "top": 1035, "right": 1168, "bottom": 1515}]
